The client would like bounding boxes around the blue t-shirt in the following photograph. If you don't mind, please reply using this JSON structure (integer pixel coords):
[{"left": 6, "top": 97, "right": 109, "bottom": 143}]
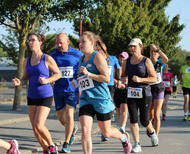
[
  {"left": 26, "top": 54, "right": 53, "bottom": 99},
  {"left": 78, "top": 51, "right": 112, "bottom": 100},
  {"left": 49, "top": 47, "right": 83, "bottom": 92},
  {"left": 107, "top": 55, "right": 120, "bottom": 86}
]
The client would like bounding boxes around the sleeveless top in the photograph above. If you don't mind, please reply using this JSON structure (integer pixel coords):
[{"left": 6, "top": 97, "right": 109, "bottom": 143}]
[
  {"left": 26, "top": 54, "right": 53, "bottom": 99},
  {"left": 125, "top": 56, "right": 151, "bottom": 96},
  {"left": 78, "top": 51, "right": 112, "bottom": 100},
  {"left": 125, "top": 56, "right": 149, "bottom": 88}
]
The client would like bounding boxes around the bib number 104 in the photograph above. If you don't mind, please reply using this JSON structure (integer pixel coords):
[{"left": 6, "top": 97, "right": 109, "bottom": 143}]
[{"left": 127, "top": 87, "right": 143, "bottom": 98}]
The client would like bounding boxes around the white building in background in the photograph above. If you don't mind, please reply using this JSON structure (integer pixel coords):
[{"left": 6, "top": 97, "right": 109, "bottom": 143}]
[{"left": 0, "top": 57, "right": 17, "bottom": 86}]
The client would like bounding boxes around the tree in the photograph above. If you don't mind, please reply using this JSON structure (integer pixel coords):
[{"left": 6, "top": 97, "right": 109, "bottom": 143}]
[
  {"left": 0, "top": 0, "right": 74, "bottom": 110},
  {"left": 72, "top": 0, "right": 184, "bottom": 58}
]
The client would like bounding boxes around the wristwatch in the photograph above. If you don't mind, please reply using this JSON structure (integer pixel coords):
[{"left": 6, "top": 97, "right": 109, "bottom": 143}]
[{"left": 156, "top": 49, "right": 160, "bottom": 53}]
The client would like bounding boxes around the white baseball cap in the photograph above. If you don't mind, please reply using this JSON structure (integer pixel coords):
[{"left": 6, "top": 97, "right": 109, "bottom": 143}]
[{"left": 128, "top": 38, "right": 143, "bottom": 46}]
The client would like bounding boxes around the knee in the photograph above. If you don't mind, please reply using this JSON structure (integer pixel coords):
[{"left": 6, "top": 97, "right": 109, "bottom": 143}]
[
  {"left": 81, "top": 126, "right": 91, "bottom": 137},
  {"left": 34, "top": 122, "right": 44, "bottom": 133},
  {"left": 140, "top": 120, "right": 149, "bottom": 127}
]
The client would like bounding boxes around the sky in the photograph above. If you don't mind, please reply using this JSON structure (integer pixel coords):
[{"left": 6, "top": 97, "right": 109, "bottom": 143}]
[{"left": 0, "top": 0, "right": 189, "bottom": 51}]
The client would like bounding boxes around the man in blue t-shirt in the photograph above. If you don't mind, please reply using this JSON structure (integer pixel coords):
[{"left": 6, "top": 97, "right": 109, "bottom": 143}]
[{"left": 49, "top": 33, "right": 83, "bottom": 153}]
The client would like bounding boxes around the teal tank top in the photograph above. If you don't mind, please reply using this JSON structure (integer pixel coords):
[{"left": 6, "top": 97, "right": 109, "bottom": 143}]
[{"left": 78, "top": 51, "right": 111, "bottom": 100}]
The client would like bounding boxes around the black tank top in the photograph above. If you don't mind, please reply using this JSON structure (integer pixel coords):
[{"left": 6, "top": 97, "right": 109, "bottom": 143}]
[{"left": 125, "top": 56, "right": 149, "bottom": 88}]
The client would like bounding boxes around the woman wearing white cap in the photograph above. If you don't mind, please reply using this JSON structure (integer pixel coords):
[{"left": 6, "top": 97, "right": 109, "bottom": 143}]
[{"left": 121, "top": 38, "right": 159, "bottom": 153}]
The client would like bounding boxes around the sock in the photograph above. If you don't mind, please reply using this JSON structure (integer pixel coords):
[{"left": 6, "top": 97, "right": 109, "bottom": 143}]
[
  {"left": 48, "top": 144, "right": 55, "bottom": 149},
  {"left": 134, "top": 142, "right": 140, "bottom": 146},
  {"left": 184, "top": 113, "right": 188, "bottom": 116},
  {"left": 121, "top": 134, "right": 126, "bottom": 142},
  {"left": 120, "top": 127, "right": 125, "bottom": 132},
  {"left": 8, "top": 144, "right": 12, "bottom": 150},
  {"left": 188, "top": 113, "right": 190, "bottom": 116}
]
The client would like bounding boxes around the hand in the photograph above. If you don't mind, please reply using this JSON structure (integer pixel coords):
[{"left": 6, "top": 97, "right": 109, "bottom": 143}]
[
  {"left": 39, "top": 77, "right": 48, "bottom": 84},
  {"left": 80, "top": 66, "right": 88, "bottom": 76},
  {"left": 132, "top": 75, "right": 141, "bottom": 83},
  {"left": 150, "top": 44, "right": 157, "bottom": 52},
  {"left": 115, "top": 80, "right": 121, "bottom": 88},
  {"left": 12, "top": 78, "right": 20, "bottom": 86}
]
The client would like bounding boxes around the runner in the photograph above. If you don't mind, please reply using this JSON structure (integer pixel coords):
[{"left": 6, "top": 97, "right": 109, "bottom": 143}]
[
  {"left": 172, "top": 75, "right": 179, "bottom": 98},
  {"left": 78, "top": 31, "right": 132, "bottom": 154},
  {"left": 114, "top": 51, "right": 129, "bottom": 134},
  {"left": 12, "top": 33, "right": 61, "bottom": 154},
  {"left": 162, "top": 64, "right": 173, "bottom": 120},
  {"left": 49, "top": 33, "right": 83, "bottom": 153},
  {"left": 149, "top": 43, "right": 168, "bottom": 136},
  {"left": 94, "top": 39, "right": 121, "bottom": 141},
  {"left": 121, "top": 38, "right": 159, "bottom": 153},
  {"left": 179, "top": 56, "right": 190, "bottom": 121}
]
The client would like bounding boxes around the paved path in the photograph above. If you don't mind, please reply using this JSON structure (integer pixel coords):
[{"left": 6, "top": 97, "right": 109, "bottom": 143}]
[{"left": 0, "top": 89, "right": 190, "bottom": 154}]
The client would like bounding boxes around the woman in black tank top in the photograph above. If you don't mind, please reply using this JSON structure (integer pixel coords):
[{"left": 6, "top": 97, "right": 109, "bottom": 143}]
[{"left": 121, "top": 38, "right": 159, "bottom": 152}]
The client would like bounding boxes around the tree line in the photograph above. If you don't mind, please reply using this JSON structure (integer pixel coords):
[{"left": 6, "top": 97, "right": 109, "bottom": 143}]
[{"left": 0, "top": 0, "right": 188, "bottom": 110}]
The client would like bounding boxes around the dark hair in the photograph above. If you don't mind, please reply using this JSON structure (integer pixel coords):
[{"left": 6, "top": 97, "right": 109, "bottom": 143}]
[
  {"left": 186, "top": 56, "right": 190, "bottom": 60},
  {"left": 29, "top": 33, "right": 46, "bottom": 50},
  {"left": 94, "top": 35, "right": 109, "bottom": 65}
]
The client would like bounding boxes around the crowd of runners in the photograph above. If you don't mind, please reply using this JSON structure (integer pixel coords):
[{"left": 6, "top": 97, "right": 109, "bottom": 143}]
[{"left": 1, "top": 30, "right": 190, "bottom": 154}]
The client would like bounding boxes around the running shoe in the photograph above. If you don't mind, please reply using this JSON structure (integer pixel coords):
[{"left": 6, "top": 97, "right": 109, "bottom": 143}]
[
  {"left": 121, "top": 132, "right": 132, "bottom": 154},
  {"left": 48, "top": 144, "right": 59, "bottom": 154},
  {"left": 43, "top": 150, "right": 50, "bottom": 154},
  {"left": 188, "top": 115, "right": 190, "bottom": 121},
  {"left": 183, "top": 115, "right": 188, "bottom": 121},
  {"left": 60, "top": 142, "right": 71, "bottom": 153},
  {"left": 101, "top": 134, "right": 109, "bottom": 142},
  {"left": 150, "top": 130, "right": 158, "bottom": 147},
  {"left": 7, "top": 140, "right": 20, "bottom": 154},
  {"left": 69, "top": 124, "right": 78, "bottom": 145},
  {"left": 162, "top": 114, "right": 166, "bottom": 121},
  {"left": 131, "top": 142, "right": 142, "bottom": 153}
]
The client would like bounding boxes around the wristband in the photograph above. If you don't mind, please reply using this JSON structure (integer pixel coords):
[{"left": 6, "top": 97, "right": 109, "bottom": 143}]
[
  {"left": 156, "top": 49, "right": 160, "bottom": 53},
  {"left": 87, "top": 72, "right": 91, "bottom": 78}
]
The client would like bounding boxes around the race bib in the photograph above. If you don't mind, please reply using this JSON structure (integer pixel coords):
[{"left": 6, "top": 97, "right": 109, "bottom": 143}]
[
  {"left": 150, "top": 72, "right": 161, "bottom": 85},
  {"left": 78, "top": 75, "right": 94, "bottom": 92},
  {"left": 185, "top": 68, "right": 190, "bottom": 73},
  {"left": 108, "top": 66, "right": 112, "bottom": 75},
  {"left": 59, "top": 67, "right": 73, "bottom": 78},
  {"left": 163, "top": 81, "right": 170, "bottom": 87},
  {"left": 127, "top": 87, "right": 143, "bottom": 98}
]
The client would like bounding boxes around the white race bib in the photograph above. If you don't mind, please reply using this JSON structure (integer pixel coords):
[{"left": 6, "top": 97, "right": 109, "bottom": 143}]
[
  {"left": 163, "top": 81, "right": 170, "bottom": 87},
  {"left": 185, "top": 68, "right": 190, "bottom": 73},
  {"left": 127, "top": 87, "right": 143, "bottom": 98},
  {"left": 78, "top": 75, "right": 94, "bottom": 92},
  {"left": 108, "top": 66, "right": 112, "bottom": 75},
  {"left": 150, "top": 72, "right": 161, "bottom": 85},
  {"left": 59, "top": 67, "right": 73, "bottom": 78}
]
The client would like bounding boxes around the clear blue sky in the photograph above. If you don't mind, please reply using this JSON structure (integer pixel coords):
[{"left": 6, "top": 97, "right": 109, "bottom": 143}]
[{"left": 0, "top": 0, "right": 189, "bottom": 51}]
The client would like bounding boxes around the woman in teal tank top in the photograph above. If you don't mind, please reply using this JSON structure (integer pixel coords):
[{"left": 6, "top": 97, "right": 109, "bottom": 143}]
[{"left": 77, "top": 31, "right": 132, "bottom": 154}]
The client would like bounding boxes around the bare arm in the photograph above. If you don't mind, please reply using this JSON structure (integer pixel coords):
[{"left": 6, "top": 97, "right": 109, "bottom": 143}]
[
  {"left": 39, "top": 55, "right": 61, "bottom": 84},
  {"left": 132, "top": 58, "right": 157, "bottom": 84},
  {"left": 80, "top": 52, "right": 110, "bottom": 83},
  {"left": 150, "top": 44, "right": 168, "bottom": 64},
  {"left": 12, "top": 58, "right": 28, "bottom": 86}
]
